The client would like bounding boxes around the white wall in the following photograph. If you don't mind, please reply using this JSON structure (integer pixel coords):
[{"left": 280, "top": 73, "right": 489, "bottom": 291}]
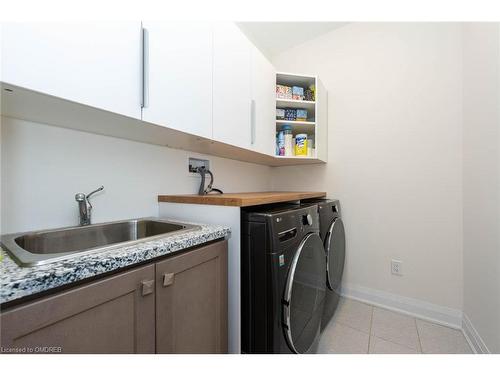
[
  {"left": 0, "top": 116, "right": 272, "bottom": 234},
  {"left": 462, "top": 23, "right": 500, "bottom": 353},
  {"left": 271, "top": 23, "right": 464, "bottom": 311}
]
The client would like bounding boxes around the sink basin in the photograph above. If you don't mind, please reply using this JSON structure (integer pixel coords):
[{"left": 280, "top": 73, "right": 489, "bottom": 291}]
[{"left": 1, "top": 218, "right": 200, "bottom": 267}]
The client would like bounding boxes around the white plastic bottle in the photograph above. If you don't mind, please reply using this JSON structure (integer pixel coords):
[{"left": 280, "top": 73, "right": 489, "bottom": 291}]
[{"left": 283, "top": 125, "right": 293, "bottom": 156}]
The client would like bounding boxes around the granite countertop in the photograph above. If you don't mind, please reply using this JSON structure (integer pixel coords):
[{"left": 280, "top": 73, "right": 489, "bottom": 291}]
[{"left": 0, "top": 221, "right": 230, "bottom": 305}]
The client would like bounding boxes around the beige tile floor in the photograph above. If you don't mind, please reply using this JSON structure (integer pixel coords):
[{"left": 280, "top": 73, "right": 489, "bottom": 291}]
[{"left": 318, "top": 297, "right": 473, "bottom": 354}]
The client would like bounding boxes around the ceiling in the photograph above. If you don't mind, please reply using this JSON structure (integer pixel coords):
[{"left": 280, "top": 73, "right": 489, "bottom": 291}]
[{"left": 237, "top": 22, "right": 349, "bottom": 60}]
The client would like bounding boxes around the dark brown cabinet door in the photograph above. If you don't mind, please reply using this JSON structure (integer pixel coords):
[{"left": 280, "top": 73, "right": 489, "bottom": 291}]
[
  {"left": 0, "top": 264, "right": 155, "bottom": 354},
  {"left": 155, "top": 241, "right": 228, "bottom": 353}
]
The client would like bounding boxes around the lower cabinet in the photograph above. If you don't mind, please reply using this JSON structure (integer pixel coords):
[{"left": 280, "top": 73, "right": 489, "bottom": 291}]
[
  {"left": 0, "top": 240, "right": 228, "bottom": 354},
  {"left": 156, "top": 240, "right": 228, "bottom": 353},
  {"left": 0, "top": 264, "right": 156, "bottom": 353}
]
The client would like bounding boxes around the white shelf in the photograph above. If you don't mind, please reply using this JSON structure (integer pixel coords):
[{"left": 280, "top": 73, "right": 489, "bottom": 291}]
[
  {"left": 276, "top": 98, "right": 316, "bottom": 110},
  {"left": 276, "top": 98, "right": 315, "bottom": 104},
  {"left": 274, "top": 155, "right": 316, "bottom": 160},
  {"left": 276, "top": 120, "right": 315, "bottom": 134},
  {"left": 276, "top": 120, "right": 315, "bottom": 125},
  {"left": 272, "top": 155, "right": 324, "bottom": 166},
  {"left": 276, "top": 72, "right": 316, "bottom": 87}
]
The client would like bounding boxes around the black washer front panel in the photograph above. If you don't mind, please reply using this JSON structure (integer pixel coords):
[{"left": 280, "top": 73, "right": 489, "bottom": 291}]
[
  {"left": 283, "top": 232, "right": 326, "bottom": 353},
  {"left": 241, "top": 204, "right": 325, "bottom": 354},
  {"left": 325, "top": 217, "right": 345, "bottom": 292}
]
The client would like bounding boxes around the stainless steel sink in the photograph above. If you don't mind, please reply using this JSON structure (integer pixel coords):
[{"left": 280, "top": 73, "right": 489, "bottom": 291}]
[{"left": 1, "top": 218, "right": 200, "bottom": 267}]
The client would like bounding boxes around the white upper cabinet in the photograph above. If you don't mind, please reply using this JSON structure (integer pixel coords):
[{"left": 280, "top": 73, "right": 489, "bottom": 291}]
[
  {"left": 1, "top": 22, "right": 142, "bottom": 119},
  {"left": 1, "top": 22, "right": 324, "bottom": 165},
  {"left": 212, "top": 23, "right": 253, "bottom": 149},
  {"left": 251, "top": 45, "right": 276, "bottom": 155},
  {"left": 141, "top": 22, "right": 213, "bottom": 139}
]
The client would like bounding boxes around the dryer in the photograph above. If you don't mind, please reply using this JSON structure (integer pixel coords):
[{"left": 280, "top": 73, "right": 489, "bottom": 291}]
[
  {"left": 303, "top": 199, "right": 346, "bottom": 331},
  {"left": 241, "top": 204, "right": 326, "bottom": 353}
]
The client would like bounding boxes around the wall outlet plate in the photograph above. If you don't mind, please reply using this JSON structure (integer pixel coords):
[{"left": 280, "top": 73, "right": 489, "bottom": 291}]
[
  {"left": 188, "top": 157, "right": 210, "bottom": 177},
  {"left": 391, "top": 259, "right": 403, "bottom": 276}
]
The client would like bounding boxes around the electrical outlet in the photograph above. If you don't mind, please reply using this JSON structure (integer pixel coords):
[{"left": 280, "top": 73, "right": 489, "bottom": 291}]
[
  {"left": 188, "top": 157, "right": 210, "bottom": 176},
  {"left": 391, "top": 259, "right": 403, "bottom": 276}
]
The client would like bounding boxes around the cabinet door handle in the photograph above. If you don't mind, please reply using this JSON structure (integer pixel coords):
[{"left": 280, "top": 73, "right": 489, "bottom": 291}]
[
  {"left": 141, "top": 280, "right": 154, "bottom": 296},
  {"left": 163, "top": 273, "right": 175, "bottom": 287},
  {"left": 141, "top": 25, "right": 150, "bottom": 109},
  {"left": 250, "top": 99, "right": 256, "bottom": 145}
]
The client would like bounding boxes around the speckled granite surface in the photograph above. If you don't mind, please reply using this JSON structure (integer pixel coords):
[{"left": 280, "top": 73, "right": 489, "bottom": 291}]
[{"left": 0, "top": 221, "right": 230, "bottom": 305}]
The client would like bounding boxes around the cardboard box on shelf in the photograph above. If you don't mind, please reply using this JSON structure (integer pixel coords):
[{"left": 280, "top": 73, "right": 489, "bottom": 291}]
[
  {"left": 276, "top": 85, "right": 292, "bottom": 99},
  {"left": 292, "top": 86, "right": 304, "bottom": 100},
  {"left": 296, "top": 109, "right": 308, "bottom": 121},
  {"left": 284, "top": 108, "right": 297, "bottom": 121}
]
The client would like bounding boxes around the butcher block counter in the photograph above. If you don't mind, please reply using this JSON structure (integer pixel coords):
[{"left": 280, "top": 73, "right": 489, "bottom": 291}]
[{"left": 158, "top": 191, "right": 326, "bottom": 207}]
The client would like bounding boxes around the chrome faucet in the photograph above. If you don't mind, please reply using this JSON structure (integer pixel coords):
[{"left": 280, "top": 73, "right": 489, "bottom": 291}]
[{"left": 75, "top": 185, "right": 104, "bottom": 226}]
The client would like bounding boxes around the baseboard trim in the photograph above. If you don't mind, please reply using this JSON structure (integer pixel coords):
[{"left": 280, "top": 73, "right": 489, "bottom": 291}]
[
  {"left": 341, "top": 283, "right": 463, "bottom": 329},
  {"left": 462, "top": 313, "right": 490, "bottom": 354}
]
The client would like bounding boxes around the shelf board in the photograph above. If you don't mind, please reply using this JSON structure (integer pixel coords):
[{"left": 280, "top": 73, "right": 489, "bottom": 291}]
[
  {"left": 272, "top": 155, "right": 324, "bottom": 166},
  {"left": 276, "top": 120, "right": 315, "bottom": 125},
  {"left": 276, "top": 72, "right": 316, "bottom": 87},
  {"left": 274, "top": 156, "right": 316, "bottom": 159},
  {"left": 276, "top": 120, "right": 315, "bottom": 134},
  {"left": 276, "top": 98, "right": 315, "bottom": 105},
  {"left": 276, "top": 98, "right": 316, "bottom": 110}
]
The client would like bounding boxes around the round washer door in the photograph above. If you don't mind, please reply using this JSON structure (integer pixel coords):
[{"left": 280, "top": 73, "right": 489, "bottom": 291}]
[
  {"left": 283, "top": 232, "right": 326, "bottom": 353},
  {"left": 325, "top": 217, "right": 346, "bottom": 292}
]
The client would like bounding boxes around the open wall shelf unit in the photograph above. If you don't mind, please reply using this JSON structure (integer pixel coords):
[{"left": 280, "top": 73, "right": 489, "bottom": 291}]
[{"left": 275, "top": 72, "right": 327, "bottom": 162}]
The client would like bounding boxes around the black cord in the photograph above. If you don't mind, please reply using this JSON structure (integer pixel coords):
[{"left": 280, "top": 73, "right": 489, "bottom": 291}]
[
  {"left": 208, "top": 188, "right": 224, "bottom": 194},
  {"left": 196, "top": 167, "right": 223, "bottom": 195}
]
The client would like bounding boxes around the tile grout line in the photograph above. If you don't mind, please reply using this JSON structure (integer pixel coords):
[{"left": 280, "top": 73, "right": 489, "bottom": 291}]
[
  {"left": 414, "top": 317, "right": 423, "bottom": 354},
  {"left": 335, "top": 299, "right": 374, "bottom": 337},
  {"left": 332, "top": 318, "right": 368, "bottom": 335},
  {"left": 368, "top": 304, "right": 422, "bottom": 353},
  {"left": 367, "top": 305, "right": 374, "bottom": 353}
]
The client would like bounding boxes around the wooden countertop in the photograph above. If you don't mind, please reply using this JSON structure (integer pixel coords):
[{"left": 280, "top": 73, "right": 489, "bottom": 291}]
[{"left": 158, "top": 191, "right": 326, "bottom": 207}]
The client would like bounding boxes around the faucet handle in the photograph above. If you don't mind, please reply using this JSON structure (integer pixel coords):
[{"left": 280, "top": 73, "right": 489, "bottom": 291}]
[
  {"left": 86, "top": 185, "right": 104, "bottom": 200},
  {"left": 86, "top": 186, "right": 104, "bottom": 210}
]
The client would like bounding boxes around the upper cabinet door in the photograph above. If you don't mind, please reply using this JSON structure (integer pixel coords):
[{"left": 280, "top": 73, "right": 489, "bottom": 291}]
[
  {"left": 251, "top": 46, "right": 276, "bottom": 155},
  {"left": 141, "top": 22, "right": 213, "bottom": 139},
  {"left": 1, "top": 22, "right": 142, "bottom": 119},
  {"left": 212, "top": 23, "right": 252, "bottom": 149}
]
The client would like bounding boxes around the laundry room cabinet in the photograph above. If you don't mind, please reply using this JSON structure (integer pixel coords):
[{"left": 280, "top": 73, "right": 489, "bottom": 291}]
[
  {"left": 212, "top": 22, "right": 253, "bottom": 149},
  {"left": 1, "top": 22, "right": 143, "bottom": 120},
  {"left": 250, "top": 45, "right": 277, "bottom": 155},
  {"left": 212, "top": 23, "right": 276, "bottom": 155},
  {"left": 155, "top": 240, "right": 228, "bottom": 353},
  {"left": 140, "top": 21, "right": 275, "bottom": 154},
  {"left": 0, "top": 240, "right": 228, "bottom": 354},
  {"left": 1, "top": 22, "right": 327, "bottom": 166},
  {"left": 0, "top": 264, "right": 156, "bottom": 353},
  {"left": 140, "top": 21, "right": 213, "bottom": 139}
]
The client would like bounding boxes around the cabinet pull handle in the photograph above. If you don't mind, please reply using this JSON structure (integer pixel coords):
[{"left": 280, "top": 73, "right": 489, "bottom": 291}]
[
  {"left": 163, "top": 273, "right": 175, "bottom": 287},
  {"left": 250, "top": 99, "right": 256, "bottom": 145},
  {"left": 141, "top": 280, "right": 154, "bottom": 296},
  {"left": 141, "top": 25, "right": 150, "bottom": 109}
]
